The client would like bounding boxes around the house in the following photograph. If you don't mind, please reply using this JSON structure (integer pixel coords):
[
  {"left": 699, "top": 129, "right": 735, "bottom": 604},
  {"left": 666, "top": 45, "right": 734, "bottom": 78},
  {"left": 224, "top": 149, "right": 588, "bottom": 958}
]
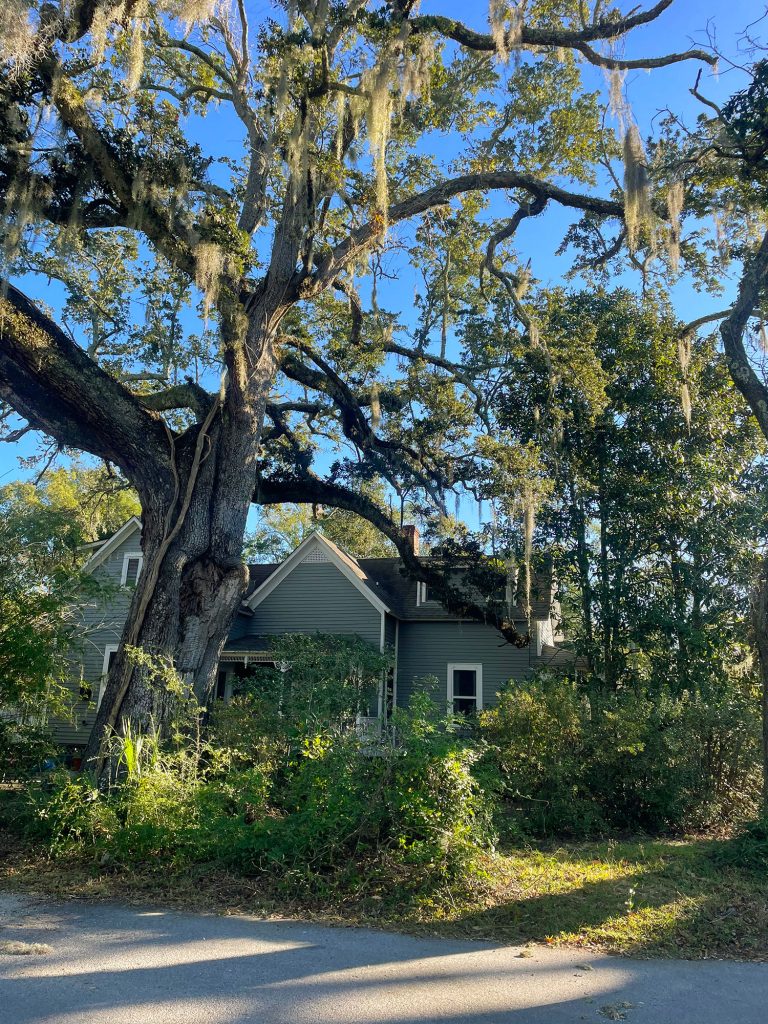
[{"left": 53, "top": 517, "right": 574, "bottom": 747}]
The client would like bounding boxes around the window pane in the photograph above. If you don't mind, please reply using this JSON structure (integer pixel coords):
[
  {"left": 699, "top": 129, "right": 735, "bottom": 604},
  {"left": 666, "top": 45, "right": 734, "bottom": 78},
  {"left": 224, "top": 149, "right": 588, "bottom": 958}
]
[
  {"left": 125, "top": 557, "right": 141, "bottom": 585},
  {"left": 107, "top": 650, "right": 118, "bottom": 671},
  {"left": 453, "top": 669, "right": 477, "bottom": 697},
  {"left": 453, "top": 697, "right": 477, "bottom": 716}
]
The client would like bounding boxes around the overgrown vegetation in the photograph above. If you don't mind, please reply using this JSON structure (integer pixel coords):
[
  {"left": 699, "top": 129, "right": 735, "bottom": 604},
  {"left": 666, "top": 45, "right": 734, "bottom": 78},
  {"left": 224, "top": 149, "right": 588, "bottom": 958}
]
[
  {"left": 481, "top": 673, "right": 761, "bottom": 837},
  {"left": 0, "top": 615, "right": 765, "bottom": 962},
  {"left": 7, "top": 641, "right": 760, "bottom": 914}
]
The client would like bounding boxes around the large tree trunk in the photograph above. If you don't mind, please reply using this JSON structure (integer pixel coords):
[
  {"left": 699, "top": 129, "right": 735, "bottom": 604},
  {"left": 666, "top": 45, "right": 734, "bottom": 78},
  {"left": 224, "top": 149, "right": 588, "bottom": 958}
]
[
  {"left": 83, "top": 328, "right": 278, "bottom": 764},
  {"left": 752, "top": 554, "right": 768, "bottom": 810}
]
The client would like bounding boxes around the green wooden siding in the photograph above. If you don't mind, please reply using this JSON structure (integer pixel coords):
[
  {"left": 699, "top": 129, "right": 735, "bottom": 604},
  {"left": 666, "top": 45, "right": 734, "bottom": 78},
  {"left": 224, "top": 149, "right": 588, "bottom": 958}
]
[
  {"left": 51, "top": 525, "right": 142, "bottom": 746},
  {"left": 395, "top": 620, "right": 533, "bottom": 710}
]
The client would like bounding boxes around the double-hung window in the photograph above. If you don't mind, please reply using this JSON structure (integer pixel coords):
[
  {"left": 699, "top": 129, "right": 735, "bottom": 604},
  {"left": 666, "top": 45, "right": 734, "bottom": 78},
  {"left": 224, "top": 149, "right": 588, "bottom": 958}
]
[{"left": 447, "top": 663, "right": 482, "bottom": 715}]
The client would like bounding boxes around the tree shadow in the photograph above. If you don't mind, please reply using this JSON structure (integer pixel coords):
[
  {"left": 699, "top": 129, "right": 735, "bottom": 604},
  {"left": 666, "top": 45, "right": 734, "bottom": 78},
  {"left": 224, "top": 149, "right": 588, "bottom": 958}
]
[
  {"left": 450, "top": 836, "right": 768, "bottom": 959},
  {"left": 4, "top": 895, "right": 768, "bottom": 1024}
]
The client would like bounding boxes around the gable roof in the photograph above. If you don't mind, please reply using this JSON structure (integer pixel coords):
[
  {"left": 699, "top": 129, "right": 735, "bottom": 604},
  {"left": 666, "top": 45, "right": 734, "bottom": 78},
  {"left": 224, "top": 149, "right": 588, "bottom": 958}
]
[
  {"left": 82, "top": 516, "right": 142, "bottom": 574},
  {"left": 357, "top": 557, "right": 553, "bottom": 621},
  {"left": 244, "top": 531, "right": 391, "bottom": 616},
  {"left": 88, "top": 520, "right": 554, "bottom": 623}
]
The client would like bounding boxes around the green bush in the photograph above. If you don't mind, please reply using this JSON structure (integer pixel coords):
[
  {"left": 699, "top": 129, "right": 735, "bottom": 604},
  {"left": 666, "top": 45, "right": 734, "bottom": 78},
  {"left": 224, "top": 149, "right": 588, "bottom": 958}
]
[
  {"left": 29, "top": 692, "right": 495, "bottom": 892},
  {"left": 224, "top": 694, "right": 495, "bottom": 881},
  {"left": 0, "top": 719, "right": 58, "bottom": 782},
  {"left": 27, "top": 771, "right": 121, "bottom": 854},
  {"left": 710, "top": 817, "right": 768, "bottom": 872},
  {"left": 480, "top": 672, "right": 761, "bottom": 836},
  {"left": 230, "top": 633, "right": 391, "bottom": 736}
]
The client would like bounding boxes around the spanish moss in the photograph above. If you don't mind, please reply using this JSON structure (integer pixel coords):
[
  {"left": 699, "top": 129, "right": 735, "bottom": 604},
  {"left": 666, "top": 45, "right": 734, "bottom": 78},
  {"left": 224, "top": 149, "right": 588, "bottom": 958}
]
[{"left": 623, "top": 125, "right": 652, "bottom": 252}]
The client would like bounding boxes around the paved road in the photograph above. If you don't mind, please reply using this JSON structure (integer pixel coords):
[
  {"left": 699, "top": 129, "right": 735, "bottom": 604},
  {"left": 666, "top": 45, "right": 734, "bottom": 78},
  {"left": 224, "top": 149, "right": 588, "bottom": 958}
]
[{"left": 0, "top": 892, "right": 766, "bottom": 1024}]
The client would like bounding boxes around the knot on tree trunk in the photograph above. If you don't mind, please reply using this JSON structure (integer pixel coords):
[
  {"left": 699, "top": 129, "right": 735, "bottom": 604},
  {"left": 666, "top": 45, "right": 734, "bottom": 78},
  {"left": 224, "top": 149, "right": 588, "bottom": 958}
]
[{"left": 180, "top": 557, "right": 248, "bottom": 620}]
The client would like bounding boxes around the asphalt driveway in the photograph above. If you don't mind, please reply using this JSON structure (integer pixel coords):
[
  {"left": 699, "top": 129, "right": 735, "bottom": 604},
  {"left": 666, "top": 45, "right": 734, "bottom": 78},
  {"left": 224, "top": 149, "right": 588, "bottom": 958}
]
[{"left": 0, "top": 892, "right": 766, "bottom": 1023}]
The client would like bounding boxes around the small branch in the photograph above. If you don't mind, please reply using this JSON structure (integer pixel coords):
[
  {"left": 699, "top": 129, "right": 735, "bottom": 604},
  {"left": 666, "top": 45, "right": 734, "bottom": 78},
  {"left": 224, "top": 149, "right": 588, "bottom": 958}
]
[{"left": 682, "top": 308, "right": 732, "bottom": 335}]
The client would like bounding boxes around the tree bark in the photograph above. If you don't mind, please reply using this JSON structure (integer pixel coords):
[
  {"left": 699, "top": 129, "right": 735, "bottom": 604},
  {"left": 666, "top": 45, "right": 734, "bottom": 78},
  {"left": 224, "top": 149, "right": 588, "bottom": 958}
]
[
  {"left": 81, "top": 317, "right": 279, "bottom": 763},
  {"left": 752, "top": 555, "right": 768, "bottom": 810}
]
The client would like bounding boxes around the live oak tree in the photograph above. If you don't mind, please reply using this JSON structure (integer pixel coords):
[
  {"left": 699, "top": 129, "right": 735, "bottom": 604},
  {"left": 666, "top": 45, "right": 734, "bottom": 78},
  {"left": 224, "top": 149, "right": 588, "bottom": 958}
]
[{"left": 0, "top": 0, "right": 713, "bottom": 762}]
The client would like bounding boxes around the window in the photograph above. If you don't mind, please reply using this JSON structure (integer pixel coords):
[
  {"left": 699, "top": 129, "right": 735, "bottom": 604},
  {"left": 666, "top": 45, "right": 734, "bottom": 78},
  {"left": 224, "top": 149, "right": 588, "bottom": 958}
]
[
  {"left": 121, "top": 552, "right": 143, "bottom": 587},
  {"left": 447, "top": 663, "right": 482, "bottom": 715},
  {"left": 416, "top": 581, "right": 439, "bottom": 606},
  {"left": 98, "top": 645, "right": 119, "bottom": 708}
]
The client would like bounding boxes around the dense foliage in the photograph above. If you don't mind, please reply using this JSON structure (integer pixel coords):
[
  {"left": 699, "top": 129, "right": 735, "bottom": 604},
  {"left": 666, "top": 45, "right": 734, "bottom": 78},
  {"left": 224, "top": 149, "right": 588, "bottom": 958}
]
[
  {"left": 0, "top": 493, "right": 95, "bottom": 775},
  {"left": 28, "top": 692, "right": 494, "bottom": 901},
  {"left": 213, "top": 632, "right": 391, "bottom": 741},
  {"left": 481, "top": 673, "right": 761, "bottom": 836}
]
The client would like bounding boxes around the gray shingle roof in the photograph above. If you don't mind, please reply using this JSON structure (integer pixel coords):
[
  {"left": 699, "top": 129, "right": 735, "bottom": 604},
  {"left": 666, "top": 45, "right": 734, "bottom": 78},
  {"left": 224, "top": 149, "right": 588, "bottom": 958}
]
[{"left": 243, "top": 553, "right": 553, "bottom": 622}]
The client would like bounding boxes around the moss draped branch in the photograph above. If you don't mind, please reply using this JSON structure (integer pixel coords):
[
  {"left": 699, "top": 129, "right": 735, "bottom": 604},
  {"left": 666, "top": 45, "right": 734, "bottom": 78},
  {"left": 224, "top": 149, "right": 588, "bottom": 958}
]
[{"left": 408, "top": 2, "right": 717, "bottom": 70}]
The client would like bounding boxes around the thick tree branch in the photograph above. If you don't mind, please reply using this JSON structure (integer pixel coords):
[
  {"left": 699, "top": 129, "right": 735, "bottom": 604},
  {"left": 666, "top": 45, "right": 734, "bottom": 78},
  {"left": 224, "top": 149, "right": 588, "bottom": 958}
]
[
  {"left": 255, "top": 473, "right": 528, "bottom": 646},
  {"left": 303, "top": 171, "right": 623, "bottom": 297},
  {"left": 409, "top": 2, "right": 716, "bottom": 68},
  {"left": 0, "top": 281, "right": 171, "bottom": 489},
  {"left": 138, "top": 382, "right": 215, "bottom": 419},
  {"left": 720, "top": 230, "right": 768, "bottom": 439}
]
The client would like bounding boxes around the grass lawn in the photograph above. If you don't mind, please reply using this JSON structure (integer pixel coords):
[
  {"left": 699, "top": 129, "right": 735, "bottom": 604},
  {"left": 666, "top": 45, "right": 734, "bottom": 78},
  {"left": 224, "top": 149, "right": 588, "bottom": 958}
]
[{"left": 2, "top": 829, "right": 767, "bottom": 961}]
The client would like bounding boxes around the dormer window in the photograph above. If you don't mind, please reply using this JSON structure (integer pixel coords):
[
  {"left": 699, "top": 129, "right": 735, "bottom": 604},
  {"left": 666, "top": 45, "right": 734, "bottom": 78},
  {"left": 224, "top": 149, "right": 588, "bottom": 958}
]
[
  {"left": 121, "top": 553, "right": 143, "bottom": 587},
  {"left": 416, "top": 581, "right": 438, "bottom": 606}
]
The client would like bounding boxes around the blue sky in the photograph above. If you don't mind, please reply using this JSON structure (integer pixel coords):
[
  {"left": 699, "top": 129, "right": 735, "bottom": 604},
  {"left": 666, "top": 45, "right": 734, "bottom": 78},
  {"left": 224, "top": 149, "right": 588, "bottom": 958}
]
[{"left": 0, "top": 0, "right": 760, "bottom": 493}]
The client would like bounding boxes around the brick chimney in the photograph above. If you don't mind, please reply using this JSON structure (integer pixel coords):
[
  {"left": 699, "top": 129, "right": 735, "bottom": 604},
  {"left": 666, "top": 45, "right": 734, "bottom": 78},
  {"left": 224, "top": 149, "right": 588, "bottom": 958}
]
[{"left": 401, "top": 524, "right": 420, "bottom": 554}]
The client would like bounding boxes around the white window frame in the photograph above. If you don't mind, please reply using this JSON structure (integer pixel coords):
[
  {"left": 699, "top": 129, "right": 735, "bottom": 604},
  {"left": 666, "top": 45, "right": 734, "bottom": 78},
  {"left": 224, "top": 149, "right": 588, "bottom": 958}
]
[
  {"left": 447, "top": 662, "right": 483, "bottom": 712},
  {"left": 120, "top": 552, "right": 144, "bottom": 587},
  {"left": 416, "top": 581, "right": 439, "bottom": 606},
  {"left": 99, "top": 645, "right": 119, "bottom": 708}
]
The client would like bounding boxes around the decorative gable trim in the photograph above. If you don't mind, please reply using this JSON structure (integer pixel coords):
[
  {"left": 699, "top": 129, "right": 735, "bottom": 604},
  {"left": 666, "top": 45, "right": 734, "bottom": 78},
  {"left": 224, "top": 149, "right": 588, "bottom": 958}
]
[
  {"left": 245, "top": 531, "right": 391, "bottom": 616},
  {"left": 82, "top": 517, "right": 142, "bottom": 574}
]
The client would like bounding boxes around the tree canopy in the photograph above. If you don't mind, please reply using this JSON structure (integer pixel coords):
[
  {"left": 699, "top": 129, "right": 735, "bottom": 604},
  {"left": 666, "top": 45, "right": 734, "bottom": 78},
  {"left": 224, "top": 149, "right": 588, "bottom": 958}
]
[{"left": 0, "top": 0, "right": 725, "bottom": 759}]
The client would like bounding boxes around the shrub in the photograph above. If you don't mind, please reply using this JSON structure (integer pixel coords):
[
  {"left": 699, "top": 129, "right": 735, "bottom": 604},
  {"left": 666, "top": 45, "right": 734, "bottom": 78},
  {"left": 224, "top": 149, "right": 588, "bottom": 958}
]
[
  {"left": 29, "top": 692, "right": 496, "bottom": 893},
  {"left": 227, "top": 693, "right": 495, "bottom": 881},
  {"left": 231, "top": 633, "right": 392, "bottom": 736},
  {"left": 480, "top": 672, "right": 761, "bottom": 836}
]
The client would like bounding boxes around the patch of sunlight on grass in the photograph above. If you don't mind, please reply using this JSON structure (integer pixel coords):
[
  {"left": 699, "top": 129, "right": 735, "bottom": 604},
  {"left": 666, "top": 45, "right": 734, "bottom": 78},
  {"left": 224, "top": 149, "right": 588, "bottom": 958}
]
[
  {"left": 554, "top": 895, "right": 707, "bottom": 955},
  {"left": 497, "top": 845, "right": 654, "bottom": 898}
]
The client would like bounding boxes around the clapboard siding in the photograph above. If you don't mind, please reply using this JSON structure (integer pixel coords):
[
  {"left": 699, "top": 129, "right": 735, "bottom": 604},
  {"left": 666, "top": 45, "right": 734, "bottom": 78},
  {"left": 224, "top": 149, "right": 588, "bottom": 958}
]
[
  {"left": 395, "top": 621, "right": 533, "bottom": 710},
  {"left": 246, "top": 562, "right": 383, "bottom": 649},
  {"left": 51, "top": 526, "right": 141, "bottom": 746}
]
